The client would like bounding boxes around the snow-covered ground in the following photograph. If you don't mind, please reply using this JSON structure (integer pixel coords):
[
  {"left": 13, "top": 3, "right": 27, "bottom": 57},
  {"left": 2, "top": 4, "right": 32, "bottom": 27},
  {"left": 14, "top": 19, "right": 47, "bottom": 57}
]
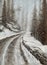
[
  {"left": 0, "top": 30, "right": 47, "bottom": 65},
  {"left": 23, "top": 32, "right": 47, "bottom": 54},
  {"left": 0, "top": 27, "right": 20, "bottom": 40}
]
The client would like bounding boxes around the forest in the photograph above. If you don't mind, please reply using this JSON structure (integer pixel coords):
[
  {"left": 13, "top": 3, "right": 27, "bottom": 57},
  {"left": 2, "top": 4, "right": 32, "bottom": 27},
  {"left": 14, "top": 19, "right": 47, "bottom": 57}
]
[{"left": 0, "top": 0, "right": 47, "bottom": 65}]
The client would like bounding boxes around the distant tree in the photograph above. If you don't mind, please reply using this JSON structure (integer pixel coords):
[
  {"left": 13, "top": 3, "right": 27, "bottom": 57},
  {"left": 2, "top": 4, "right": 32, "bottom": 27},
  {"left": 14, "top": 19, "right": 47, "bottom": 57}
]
[
  {"left": 37, "top": 0, "right": 42, "bottom": 41},
  {"left": 10, "top": 0, "right": 15, "bottom": 20},
  {"left": 24, "top": 11, "right": 28, "bottom": 31},
  {"left": 2, "top": 0, "right": 14, "bottom": 31},
  {"left": 21, "top": 8, "right": 24, "bottom": 31},
  {"left": 7, "top": 0, "right": 10, "bottom": 19},
  {"left": 38, "top": 0, "right": 47, "bottom": 44},
  {"left": 2, "top": 0, "right": 7, "bottom": 27},
  {"left": 31, "top": 2, "right": 38, "bottom": 39}
]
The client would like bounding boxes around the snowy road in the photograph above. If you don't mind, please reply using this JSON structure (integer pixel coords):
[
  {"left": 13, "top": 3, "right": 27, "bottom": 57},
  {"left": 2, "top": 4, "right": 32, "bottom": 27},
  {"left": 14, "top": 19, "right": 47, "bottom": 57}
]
[
  {"left": 0, "top": 31, "right": 47, "bottom": 65},
  {"left": 0, "top": 31, "right": 23, "bottom": 65}
]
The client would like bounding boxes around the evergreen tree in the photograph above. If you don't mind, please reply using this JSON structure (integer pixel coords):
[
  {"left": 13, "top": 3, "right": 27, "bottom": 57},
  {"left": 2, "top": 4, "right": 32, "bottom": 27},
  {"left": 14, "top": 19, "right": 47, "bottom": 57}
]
[
  {"left": 11, "top": 0, "right": 14, "bottom": 19},
  {"left": 45, "top": 0, "right": 47, "bottom": 44},
  {"left": 31, "top": 2, "right": 38, "bottom": 38},
  {"left": 2, "top": 0, "right": 7, "bottom": 27},
  {"left": 23, "top": 11, "right": 28, "bottom": 32},
  {"left": 7, "top": 0, "right": 10, "bottom": 19},
  {"left": 21, "top": 8, "right": 24, "bottom": 31},
  {"left": 37, "top": 0, "right": 42, "bottom": 41},
  {"left": 38, "top": 0, "right": 47, "bottom": 44}
]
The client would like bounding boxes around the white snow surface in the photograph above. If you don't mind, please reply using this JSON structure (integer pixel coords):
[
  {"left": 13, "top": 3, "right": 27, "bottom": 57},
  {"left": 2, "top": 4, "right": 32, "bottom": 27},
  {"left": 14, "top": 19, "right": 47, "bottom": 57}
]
[
  {"left": 23, "top": 32, "right": 47, "bottom": 54},
  {"left": 0, "top": 31, "right": 47, "bottom": 65},
  {"left": 0, "top": 28, "right": 19, "bottom": 40}
]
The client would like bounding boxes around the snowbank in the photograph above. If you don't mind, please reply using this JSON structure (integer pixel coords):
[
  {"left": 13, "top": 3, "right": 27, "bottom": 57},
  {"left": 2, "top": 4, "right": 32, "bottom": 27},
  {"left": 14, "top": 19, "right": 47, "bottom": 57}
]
[
  {"left": 0, "top": 27, "right": 19, "bottom": 40},
  {"left": 23, "top": 32, "right": 47, "bottom": 54}
]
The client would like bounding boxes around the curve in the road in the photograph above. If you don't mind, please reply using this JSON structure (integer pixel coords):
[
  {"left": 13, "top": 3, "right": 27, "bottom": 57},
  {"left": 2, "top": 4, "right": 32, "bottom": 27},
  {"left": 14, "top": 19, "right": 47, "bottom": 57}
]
[{"left": 1, "top": 33, "right": 22, "bottom": 65}]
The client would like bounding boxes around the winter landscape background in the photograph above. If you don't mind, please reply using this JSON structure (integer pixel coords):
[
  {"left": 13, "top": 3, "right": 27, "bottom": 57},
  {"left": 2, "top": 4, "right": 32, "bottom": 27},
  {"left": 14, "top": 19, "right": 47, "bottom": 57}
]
[{"left": 0, "top": 0, "right": 47, "bottom": 65}]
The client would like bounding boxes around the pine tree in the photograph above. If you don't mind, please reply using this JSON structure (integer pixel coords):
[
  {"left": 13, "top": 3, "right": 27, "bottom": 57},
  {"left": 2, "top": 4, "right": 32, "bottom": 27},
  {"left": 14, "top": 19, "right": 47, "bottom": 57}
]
[
  {"left": 45, "top": 0, "right": 47, "bottom": 44},
  {"left": 2, "top": 0, "right": 7, "bottom": 27},
  {"left": 31, "top": 2, "right": 38, "bottom": 38},
  {"left": 37, "top": 0, "right": 42, "bottom": 41},
  {"left": 23, "top": 11, "right": 28, "bottom": 32},
  {"left": 38, "top": 0, "right": 47, "bottom": 44},
  {"left": 7, "top": 0, "right": 10, "bottom": 19},
  {"left": 11, "top": 0, "right": 14, "bottom": 19},
  {"left": 21, "top": 8, "right": 24, "bottom": 31}
]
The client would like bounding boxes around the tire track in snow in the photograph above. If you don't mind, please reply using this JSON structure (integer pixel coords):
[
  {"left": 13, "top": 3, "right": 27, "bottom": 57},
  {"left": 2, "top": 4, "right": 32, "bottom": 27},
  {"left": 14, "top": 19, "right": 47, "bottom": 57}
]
[
  {"left": 4, "top": 35, "right": 21, "bottom": 65},
  {"left": 1, "top": 33, "right": 22, "bottom": 65},
  {"left": 20, "top": 43, "right": 28, "bottom": 64}
]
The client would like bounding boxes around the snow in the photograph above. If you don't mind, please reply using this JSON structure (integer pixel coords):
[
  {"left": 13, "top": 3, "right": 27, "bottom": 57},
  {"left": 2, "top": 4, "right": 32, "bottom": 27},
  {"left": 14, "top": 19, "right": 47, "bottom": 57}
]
[
  {"left": 0, "top": 30, "right": 47, "bottom": 65},
  {"left": 23, "top": 32, "right": 47, "bottom": 54},
  {"left": 0, "top": 25, "right": 4, "bottom": 30},
  {"left": 23, "top": 32, "right": 42, "bottom": 46},
  {"left": 0, "top": 27, "right": 20, "bottom": 40},
  {"left": 21, "top": 43, "right": 42, "bottom": 65}
]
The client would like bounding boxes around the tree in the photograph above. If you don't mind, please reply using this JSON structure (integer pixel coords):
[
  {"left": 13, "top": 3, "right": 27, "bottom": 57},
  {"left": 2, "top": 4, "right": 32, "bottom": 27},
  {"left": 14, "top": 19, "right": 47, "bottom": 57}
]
[
  {"left": 7, "top": 0, "right": 10, "bottom": 19},
  {"left": 45, "top": 0, "right": 47, "bottom": 44},
  {"left": 31, "top": 2, "right": 38, "bottom": 38},
  {"left": 37, "top": 0, "right": 43, "bottom": 41},
  {"left": 2, "top": 0, "right": 7, "bottom": 27},
  {"left": 38, "top": 0, "right": 47, "bottom": 44},
  {"left": 11, "top": 0, "right": 14, "bottom": 19},
  {"left": 21, "top": 8, "right": 25, "bottom": 31},
  {"left": 24, "top": 11, "right": 28, "bottom": 32}
]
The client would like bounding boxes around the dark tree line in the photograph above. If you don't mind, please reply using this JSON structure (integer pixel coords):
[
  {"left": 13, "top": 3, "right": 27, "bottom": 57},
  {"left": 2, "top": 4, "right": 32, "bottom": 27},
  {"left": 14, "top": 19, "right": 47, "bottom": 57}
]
[
  {"left": 1, "top": 0, "right": 21, "bottom": 31},
  {"left": 2, "top": 0, "right": 7, "bottom": 27},
  {"left": 31, "top": 0, "right": 47, "bottom": 45},
  {"left": 2, "top": 0, "right": 12, "bottom": 31},
  {"left": 2, "top": 0, "right": 14, "bottom": 29}
]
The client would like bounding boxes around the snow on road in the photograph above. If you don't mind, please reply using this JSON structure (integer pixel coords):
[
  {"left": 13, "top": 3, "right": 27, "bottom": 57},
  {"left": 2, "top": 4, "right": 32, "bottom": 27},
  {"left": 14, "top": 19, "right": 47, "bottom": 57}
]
[{"left": 1, "top": 34, "right": 21, "bottom": 65}]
